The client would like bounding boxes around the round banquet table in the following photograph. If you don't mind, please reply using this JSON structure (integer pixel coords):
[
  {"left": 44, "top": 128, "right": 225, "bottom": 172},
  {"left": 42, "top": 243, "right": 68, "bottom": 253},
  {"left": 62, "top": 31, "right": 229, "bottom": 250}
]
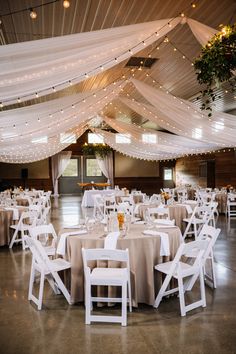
[
  {"left": 60, "top": 223, "right": 182, "bottom": 307},
  {"left": 16, "top": 198, "right": 29, "bottom": 207}
]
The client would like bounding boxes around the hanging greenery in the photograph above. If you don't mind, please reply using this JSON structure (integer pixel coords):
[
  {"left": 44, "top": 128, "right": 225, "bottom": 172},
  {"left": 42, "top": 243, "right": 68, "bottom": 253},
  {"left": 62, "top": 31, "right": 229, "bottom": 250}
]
[
  {"left": 82, "top": 143, "right": 113, "bottom": 158},
  {"left": 194, "top": 24, "right": 236, "bottom": 116}
]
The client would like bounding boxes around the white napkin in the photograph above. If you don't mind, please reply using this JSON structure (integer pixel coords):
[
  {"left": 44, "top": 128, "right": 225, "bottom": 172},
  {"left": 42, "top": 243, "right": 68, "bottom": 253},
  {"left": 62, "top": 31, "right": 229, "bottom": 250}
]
[
  {"left": 57, "top": 230, "right": 87, "bottom": 256},
  {"left": 142, "top": 230, "right": 170, "bottom": 256},
  {"left": 4, "top": 207, "right": 19, "bottom": 220}
]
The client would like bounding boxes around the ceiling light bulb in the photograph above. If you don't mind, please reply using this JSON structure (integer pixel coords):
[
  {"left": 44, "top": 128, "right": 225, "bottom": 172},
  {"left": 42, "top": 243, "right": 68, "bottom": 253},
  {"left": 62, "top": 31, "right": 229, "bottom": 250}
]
[
  {"left": 63, "top": 0, "right": 70, "bottom": 8},
  {"left": 30, "top": 9, "right": 37, "bottom": 19}
]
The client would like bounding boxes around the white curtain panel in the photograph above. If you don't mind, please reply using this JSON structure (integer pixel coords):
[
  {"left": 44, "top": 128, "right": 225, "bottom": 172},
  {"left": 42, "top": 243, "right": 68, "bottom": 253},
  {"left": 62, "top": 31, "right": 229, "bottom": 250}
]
[
  {"left": 127, "top": 79, "right": 236, "bottom": 147},
  {"left": 51, "top": 151, "right": 72, "bottom": 196},
  {"left": 96, "top": 152, "right": 114, "bottom": 187},
  {"left": 0, "top": 18, "right": 181, "bottom": 105}
]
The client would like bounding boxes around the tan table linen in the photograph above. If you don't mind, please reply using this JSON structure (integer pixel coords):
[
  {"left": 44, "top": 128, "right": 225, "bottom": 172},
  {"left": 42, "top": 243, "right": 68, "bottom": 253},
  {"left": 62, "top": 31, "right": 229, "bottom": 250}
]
[
  {"left": 16, "top": 198, "right": 29, "bottom": 207},
  {"left": 0, "top": 206, "right": 28, "bottom": 246},
  {"left": 0, "top": 208, "right": 13, "bottom": 246},
  {"left": 61, "top": 224, "right": 182, "bottom": 307},
  {"left": 215, "top": 192, "right": 227, "bottom": 214}
]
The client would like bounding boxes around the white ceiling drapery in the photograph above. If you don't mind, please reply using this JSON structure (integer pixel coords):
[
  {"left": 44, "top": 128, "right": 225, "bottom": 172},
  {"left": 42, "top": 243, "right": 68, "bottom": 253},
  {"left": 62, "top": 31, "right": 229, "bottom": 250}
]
[
  {"left": 0, "top": 18, "right": 181, "bottom": 105},
  {"left": 0, "top": 17, "right": 217, "bottom": 106}
]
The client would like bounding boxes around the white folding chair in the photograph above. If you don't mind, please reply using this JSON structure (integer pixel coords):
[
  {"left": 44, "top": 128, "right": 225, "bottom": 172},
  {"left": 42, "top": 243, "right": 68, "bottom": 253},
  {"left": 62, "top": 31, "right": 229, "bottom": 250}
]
[
  {"left": 154, "top": 239, "right": 209, "bottom": 316},
  {"left": 227, "top": 193, "right": 236, "bottom": 219},
  {"left": 185, "top": 225, "right": 221, "bottom": 289},
  {"left": 24, "top": 235, "right": 71, "bottom": 310},
  {"left": 9, "top": 211, "right": 38, "bottom": 249},
  {"left": 149, "top": 194, "right": 162, "bottom": 204},
  {"left": 29, "top": 223, "right": 58, "bottom": 256},
  {"left": 146, "top": 207, "right": 175, "bottom": 225},
  {"left": 82, "top": 248, "right": 132, "bottom": 326},
  {"left": 183, "top": 205, "right": 213, "bottom": 239},
  {"left": 117, "top": 202, "right": 134, "bottom": 217},
  {"left": 103, "top": 195, "right": 117, "bottom": 216}
]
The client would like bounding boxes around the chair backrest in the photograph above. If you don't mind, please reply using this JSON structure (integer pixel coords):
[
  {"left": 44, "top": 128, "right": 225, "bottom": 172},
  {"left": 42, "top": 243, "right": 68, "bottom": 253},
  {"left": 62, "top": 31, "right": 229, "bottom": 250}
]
[
  {"left": 147, "top": 207, "right": 170, "bottom": 220},
  {"left": 29, "top": 223, "right": 57, "bottom": 246},
  {"left": 117, "top": 202, "right": 134, "bottom": 216},
  {"left": 82, "top": 247, "right": 129, "bottom": 265},
  {"left": 196, "top": 224, "right": 221, "bottom": 261},
  {"left": 170, "top": 239, "right": 209, "bottom": 276},
  {"left": 20, "top": 210, "right": 38, "bottom": 226},
  {"left": 104, "top": 232, "right": 120, "bottom": 249},
  {"left": 24, "top": 235, "right": 51, "bottom": 271}
]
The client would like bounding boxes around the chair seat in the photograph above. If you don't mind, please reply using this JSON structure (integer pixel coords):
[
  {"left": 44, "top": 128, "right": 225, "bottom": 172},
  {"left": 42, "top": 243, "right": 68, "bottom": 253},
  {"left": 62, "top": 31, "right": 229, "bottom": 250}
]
[
  {"left": 35, "top": 258, "right": 71, "bottom": 274},
  {"left": 183, "top": 217, "right": 204, "bottom": 224},
  {"left": 155, "top": 260, "right": 196, "bottom": 278},
  {"left": 90, "top": 267, "right": 128, "bottom": 285}
]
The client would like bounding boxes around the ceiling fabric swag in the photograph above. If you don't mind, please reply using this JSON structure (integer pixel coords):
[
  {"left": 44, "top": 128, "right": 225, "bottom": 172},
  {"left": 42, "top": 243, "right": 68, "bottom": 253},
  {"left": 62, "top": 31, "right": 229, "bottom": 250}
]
[
  {"left": 186, "top": 18, "right": 218, "bottom": 46},
  {"left": 0, "top": 123, "right": 87, "bottom": 163},
  {"left": 94, "top": 128, "right": 216, "bottom": 161},
  {"left": 128, "top": 79, "right": 236, "bottom": 147},
  {"left": 0, "top": 81, "right": 125, "bottom": 147},
  {"left": 0, "top": 17, "right": 182, "bottom": 105},
  {"left": 102, "top": 116, "right": 217, "bottom": 152}
]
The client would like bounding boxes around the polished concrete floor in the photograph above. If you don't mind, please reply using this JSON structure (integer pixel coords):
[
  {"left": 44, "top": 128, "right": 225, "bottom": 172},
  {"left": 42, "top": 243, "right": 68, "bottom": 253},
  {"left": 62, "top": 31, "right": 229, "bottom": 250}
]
[{"left": 0, "top": 196, "right": 236, "bottom": 354}]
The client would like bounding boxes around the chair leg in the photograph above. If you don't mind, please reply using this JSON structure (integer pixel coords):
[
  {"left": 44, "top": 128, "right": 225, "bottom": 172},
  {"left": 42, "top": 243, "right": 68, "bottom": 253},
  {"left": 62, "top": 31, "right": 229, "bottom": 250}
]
[
  {"left": 28, "top": 263, "right": 35, "bottom": 301},
  {"left": 85, "top": 281, "right": 91, "bottom": 325},
  {"left": 199, "top": 267, "right": 206, "bottom": 308},
  {"left": 38, "top": 272, "right": 45, "bottom": 310},
  {"left": 154, "top": 274, "right": 172, "bottom": 308},
  {"left": 178, "top": 277, "right": 186, "bottom": 316},
  {"left": 128, "top": 276, "right": 132, "bottom": 313},
  {"left": 9, "top": 227, "right": 19, "bottom": 249},
  {"left": 122, "top": 282, "right": 127, "bottom": 326},
  {"left": 210, "top": 253, "right": 217, "bottom": 289},
  {"left": 52, "top": 272, "right": 71, "bottom": 305}
]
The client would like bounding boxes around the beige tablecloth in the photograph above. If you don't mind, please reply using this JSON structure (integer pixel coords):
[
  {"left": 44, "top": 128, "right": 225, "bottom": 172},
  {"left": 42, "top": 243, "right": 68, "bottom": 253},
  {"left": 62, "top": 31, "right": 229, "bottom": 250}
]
[
  {"left": 61, "top": 224, "right": 182, "bottom": 307},
  {"left": 215, "top": 192, "right": 227, "bottom": 214},
  {"left": 16, "top": 198, "right": 29, "bottom": 207},
  {"left": 0, "top": 206, "right": 27, "bottom": 246}
]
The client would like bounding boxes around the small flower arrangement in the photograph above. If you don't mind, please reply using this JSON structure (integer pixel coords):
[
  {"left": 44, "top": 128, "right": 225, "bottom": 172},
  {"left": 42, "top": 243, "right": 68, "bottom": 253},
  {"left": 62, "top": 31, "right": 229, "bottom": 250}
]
[{"left": 161, "top": 192, "right": 170, "bottom": 200}]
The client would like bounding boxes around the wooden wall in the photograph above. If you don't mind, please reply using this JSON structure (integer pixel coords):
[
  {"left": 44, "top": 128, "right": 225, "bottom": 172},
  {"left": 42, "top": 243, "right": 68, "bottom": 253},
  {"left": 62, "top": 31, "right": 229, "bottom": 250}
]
[{"left": 175, "top": 149, "right": 236, "bottom": 188}]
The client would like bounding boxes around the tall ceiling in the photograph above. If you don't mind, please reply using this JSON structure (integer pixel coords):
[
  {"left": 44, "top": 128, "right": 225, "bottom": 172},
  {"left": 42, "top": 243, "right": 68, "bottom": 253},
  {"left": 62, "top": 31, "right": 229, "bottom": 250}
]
[{"left": 1, "top": 0, "right": 236, "bottom": 130}]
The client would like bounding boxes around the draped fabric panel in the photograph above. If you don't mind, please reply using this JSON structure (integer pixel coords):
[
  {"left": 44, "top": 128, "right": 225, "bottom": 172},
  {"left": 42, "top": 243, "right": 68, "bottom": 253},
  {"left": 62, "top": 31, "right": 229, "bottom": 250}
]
[
  {"left": 0, "top": 18, "right": 181, "bottom": 105},
  {"left": 127, "top": 79, "right": 236, "bottom": 147},
  {"left": 187, "top": 18, "right": 217, "bottom": 46},
  {"left": 51, "top": 151, "right": 72, "bottom": 196},
  {"left": 0, "top": 81, "right": 125, "bottom": 163},
  {"left": 96, "top": 152, "right": 114, "bottom": 187}
]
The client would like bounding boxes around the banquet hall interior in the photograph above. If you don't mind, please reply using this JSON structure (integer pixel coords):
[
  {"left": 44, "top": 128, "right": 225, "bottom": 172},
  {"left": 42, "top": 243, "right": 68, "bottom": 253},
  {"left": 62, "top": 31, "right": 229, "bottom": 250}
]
[{"left": 0, "top": 0, "right": 236, "bottom": 353}]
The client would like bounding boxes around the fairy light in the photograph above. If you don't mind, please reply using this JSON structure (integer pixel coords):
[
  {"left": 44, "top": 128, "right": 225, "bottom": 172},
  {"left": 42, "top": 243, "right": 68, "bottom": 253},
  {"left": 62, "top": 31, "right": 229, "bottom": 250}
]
[{"left": 29, "top": 8, "right": 37, "bottom": 20}]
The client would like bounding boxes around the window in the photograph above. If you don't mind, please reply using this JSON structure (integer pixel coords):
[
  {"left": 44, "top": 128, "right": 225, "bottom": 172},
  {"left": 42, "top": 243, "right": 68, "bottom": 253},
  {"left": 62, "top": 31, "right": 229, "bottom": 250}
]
[
  {"left": 31, "top": 136, "right": 48, "bottom": 143},
  {"left": 60, "top": 133, "right": 76, "bottom": 144},
  {"left": 115, "top": 134, "right": 131, "bottom": 144},
  {"left": 88, "top": 133, "right": 104, "bottom": 144},
  {"left": 86, "top": 159, "right": 102, "bottom": 176},
  {"left": 62, "top": 159, "right": 78, "bottom": 177},
  {"left": 142, "top": 133, "right": 157, "bottom": 144},
  {"left": 164, "top": 168, "right": 173, "bottom": 181}
]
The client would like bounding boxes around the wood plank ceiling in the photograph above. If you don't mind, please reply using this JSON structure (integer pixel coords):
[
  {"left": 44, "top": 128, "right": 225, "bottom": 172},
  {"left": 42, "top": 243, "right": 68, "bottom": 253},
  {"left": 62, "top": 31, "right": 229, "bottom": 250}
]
[{"left": 0, "top": 0, "right": 236, "bottom": 130}]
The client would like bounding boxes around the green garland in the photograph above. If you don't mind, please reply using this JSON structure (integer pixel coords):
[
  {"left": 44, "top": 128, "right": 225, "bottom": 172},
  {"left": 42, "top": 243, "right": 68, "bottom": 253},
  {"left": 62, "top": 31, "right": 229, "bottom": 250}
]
[
  {"left": 194, "top": 24, "right": 236, "bottom": 116},
  {"left": 82, "top": 143, "right": 112, "bottom": 158}
]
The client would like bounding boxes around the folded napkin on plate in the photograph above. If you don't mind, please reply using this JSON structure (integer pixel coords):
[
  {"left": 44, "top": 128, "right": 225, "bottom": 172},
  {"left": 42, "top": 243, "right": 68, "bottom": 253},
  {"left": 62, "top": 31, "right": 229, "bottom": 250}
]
[
  {"left": 142, "top": 230, "right": 170, "bottom": 256},
  {"left": 4, "top": 207, "right": 19, "bottom": 220},
  {"left": 57, "top": 230, "right": 87, "bottom": 256}
]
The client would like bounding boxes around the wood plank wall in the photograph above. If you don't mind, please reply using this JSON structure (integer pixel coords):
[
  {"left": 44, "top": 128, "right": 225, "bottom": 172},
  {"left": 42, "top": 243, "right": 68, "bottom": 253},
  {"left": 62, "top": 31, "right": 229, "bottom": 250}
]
[{"left": 175, "top": 149, "right": 236, "bottom": 188}]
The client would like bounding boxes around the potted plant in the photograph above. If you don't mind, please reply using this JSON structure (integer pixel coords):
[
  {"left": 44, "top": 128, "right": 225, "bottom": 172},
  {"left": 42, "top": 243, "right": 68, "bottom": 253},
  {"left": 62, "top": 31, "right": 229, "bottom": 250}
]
[{"left": 194, "top": 24, "right": 236, "bottom": 116}]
